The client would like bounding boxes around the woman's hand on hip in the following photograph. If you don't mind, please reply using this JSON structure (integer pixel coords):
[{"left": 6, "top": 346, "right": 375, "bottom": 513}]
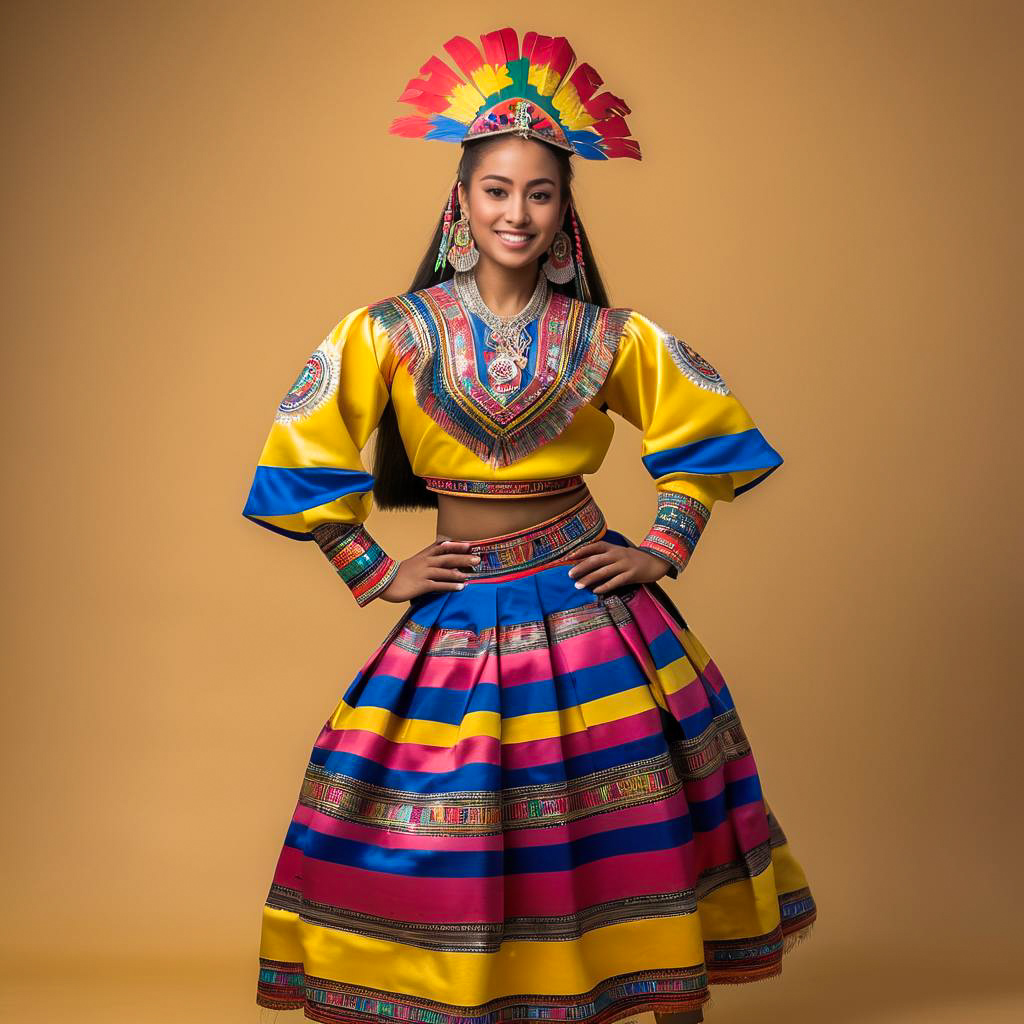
[
  {"left": 378, "top": 539, "right": 481, "bottom": 602},
  {"left": 566, "top": 541, "right": 673, "bottom": 594}
]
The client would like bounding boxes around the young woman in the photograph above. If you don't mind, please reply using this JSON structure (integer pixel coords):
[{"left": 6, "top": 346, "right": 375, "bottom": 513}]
[{"left": 244, "top": 28, "right": 817, "bottom": 1024}]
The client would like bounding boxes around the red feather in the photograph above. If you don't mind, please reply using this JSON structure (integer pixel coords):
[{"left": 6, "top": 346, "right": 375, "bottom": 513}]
[
  {"left": 541, "top": 37, "right": 575, "bottom": 80},
  {"left": 443, "top": 35, "right": 485, "bottom": 79},
  {"left": 586, "top": 92, "right": 633, "bottom": 121},
  {"left": 388, "top": 116, "right": 431, "bottom": 138},
  {"left": 480, "top": 27, "right": 519, "bottom": 67},
  {"left": 396, "top": 87, "right": 449, "bottom": 114},
  {"left": 414, "top": 56, "right": 464, "bottom": 95},
  {"left": 567, "top": 63, "right": 603, "bottom": 105},
  {"left": 592, "top": 114, "right": 631, "bottom": 139},
  {"left": 600, "top": 137, "right": 642, "bottom": 160},
  {"left": 396, "top": 54, "right": 468, "bottom": 113}
]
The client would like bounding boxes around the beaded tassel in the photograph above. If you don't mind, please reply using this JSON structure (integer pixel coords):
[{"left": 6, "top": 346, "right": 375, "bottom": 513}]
[
  {"left": 569, "top": 203, "right": 590, "bottom": 303},
  {"left": 434, "top": 181, "right": 459, "bottom": 272}
]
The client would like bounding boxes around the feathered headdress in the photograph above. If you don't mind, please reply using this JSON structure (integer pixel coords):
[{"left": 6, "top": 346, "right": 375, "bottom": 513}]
[{"left": 388, "top": 27, "right": 641, "bottom": 161}]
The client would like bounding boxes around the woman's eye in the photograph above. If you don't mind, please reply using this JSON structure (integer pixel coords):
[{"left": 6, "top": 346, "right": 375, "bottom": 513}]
[{"left": 483, "top": 188, "right": 552, "bottom": 201}]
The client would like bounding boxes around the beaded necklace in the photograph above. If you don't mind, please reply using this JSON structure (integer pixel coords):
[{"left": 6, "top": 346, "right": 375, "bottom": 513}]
[{"left": 452, "top": 269, "right": 551, "bottom": 393}]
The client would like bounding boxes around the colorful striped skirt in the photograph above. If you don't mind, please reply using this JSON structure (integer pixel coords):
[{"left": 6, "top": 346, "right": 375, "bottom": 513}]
[{"left": 256, "top": 493, "right": 817, "bottom": 1022}]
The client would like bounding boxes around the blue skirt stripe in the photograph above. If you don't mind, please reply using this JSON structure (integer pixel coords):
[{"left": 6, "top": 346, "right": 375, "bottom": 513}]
[{"left": 288, "top": 814, "right": 696, "bottom": 877}]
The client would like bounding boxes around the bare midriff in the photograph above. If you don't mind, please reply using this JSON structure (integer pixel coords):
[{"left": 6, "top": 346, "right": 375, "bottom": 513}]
[{"left": 434, "top": 484, "right": 591, "bottom": 542}]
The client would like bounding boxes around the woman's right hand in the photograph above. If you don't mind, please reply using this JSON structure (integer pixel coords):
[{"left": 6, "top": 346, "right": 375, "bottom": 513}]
[{"left": 378, "top": 539, "right": 481, "bottom": 602}]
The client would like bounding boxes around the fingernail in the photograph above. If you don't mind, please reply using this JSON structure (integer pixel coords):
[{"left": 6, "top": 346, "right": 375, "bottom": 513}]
[
  {"left": 457, "top": 582, "right": 466, "bottom": 589},
  {"left": 472, "top": 555, "right": 481, "bottom": 563},
  {"left": 574, "top": 581, "right": 585, "bottom": 590}
]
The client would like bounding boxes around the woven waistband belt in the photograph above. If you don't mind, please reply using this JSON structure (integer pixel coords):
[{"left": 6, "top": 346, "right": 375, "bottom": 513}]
[
  {"left": 438, "top": 493, "right": 607, "bottom": 578},
  {"left": 422, "top": 474, "right": 585, "bottom": 498}
]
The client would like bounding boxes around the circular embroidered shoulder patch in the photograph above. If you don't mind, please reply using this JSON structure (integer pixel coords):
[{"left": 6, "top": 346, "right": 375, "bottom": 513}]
[
  {"left": 275, "top": 338, "right": 340, "bottom": 424},
  {"left": 663, "top": 332, "right": 730, "bottom": 395}
]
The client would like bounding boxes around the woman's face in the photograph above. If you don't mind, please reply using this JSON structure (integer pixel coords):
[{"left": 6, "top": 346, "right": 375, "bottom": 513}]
[{"left": 457, "top": 137, "right": 569, "bottom": 274}]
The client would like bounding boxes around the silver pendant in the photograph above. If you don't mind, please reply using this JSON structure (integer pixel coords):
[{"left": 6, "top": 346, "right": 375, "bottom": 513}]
[{"left": 486, "top": 352, "right": 519, "bottom": 391}]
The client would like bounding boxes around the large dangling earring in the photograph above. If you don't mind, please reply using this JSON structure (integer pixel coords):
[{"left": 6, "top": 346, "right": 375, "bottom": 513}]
[
  {"left": 542, "top": 229, "right": 575, "bottom": 284},
  {"left": 447, "top": 214, "right": 479, "bottom": 271}
]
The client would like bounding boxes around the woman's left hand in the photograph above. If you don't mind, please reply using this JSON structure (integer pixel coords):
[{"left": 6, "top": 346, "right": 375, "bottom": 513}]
[{"left": 566, "top": 542, "right": 674, "bottom": 594}]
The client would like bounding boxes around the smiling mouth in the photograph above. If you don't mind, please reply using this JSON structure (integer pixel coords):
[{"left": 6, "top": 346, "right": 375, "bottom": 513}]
[{"left": 494, "top": 230, "right": 535, "bottom": 245}]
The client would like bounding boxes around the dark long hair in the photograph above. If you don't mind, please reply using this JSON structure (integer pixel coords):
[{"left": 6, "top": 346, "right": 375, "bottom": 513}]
[{"left": 371, "top": 136, "right": 612, "bottom": 511}]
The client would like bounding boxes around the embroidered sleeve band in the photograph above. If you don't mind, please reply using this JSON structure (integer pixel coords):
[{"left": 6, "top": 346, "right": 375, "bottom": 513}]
[
  {"left": 638, "top": 493, "right": 711, "bottom": 577},
  {"left": 312, "top": 523, "right": 399, "bottom": 607}
]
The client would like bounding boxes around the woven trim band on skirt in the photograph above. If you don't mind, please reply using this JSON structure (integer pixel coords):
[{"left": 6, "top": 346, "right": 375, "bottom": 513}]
[{"left": 436, "top": 491, "right": 606, "bottom": 578}]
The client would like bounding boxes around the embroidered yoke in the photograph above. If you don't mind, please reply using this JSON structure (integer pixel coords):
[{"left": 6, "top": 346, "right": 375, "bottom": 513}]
[{"left": 242, "top": 277, "right": 783, "bottom": 602}]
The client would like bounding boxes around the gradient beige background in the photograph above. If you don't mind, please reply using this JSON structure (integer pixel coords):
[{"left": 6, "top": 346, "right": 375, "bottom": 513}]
[{"left": 2, "top": 1, "right": 1020, "bottom": 1021}]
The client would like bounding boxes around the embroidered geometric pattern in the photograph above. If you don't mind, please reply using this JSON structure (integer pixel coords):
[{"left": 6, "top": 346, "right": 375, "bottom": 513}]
[
  {"left": 458, "top": 492, "right": 606, "bottom": 576},
  {"left": 312, "top": 522, "right": 398, "bottom": 606},
  {"left": 368, "top": 282, "right": 632, "bottom": 468},
  {"left": 422, "top": 474, "right": 585, "bottom": 497},
  {"left": 653, "top": 324, "right": 730, "bottom": 396},
  {"left": 257, "top": 961, "right": 710, "bottom": 1020},
  {"left": 639, "top": 492, "right": 712, "bottom": 574},
  {"left": 385, "top": 599, "right": 637, "bottom": 661},
  {"left": 275, "top": 336, "right": 340, "bottom": 424}
]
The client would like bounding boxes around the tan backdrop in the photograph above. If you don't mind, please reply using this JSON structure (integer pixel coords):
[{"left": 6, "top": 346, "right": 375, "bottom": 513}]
[{"left": 2, "top": 1, "right": 1020, "bottom": 1021}]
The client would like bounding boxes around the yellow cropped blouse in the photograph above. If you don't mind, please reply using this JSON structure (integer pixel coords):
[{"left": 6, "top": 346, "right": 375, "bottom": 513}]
[{"left": 242, "top": 277, "right": 783, "bottom": 603}]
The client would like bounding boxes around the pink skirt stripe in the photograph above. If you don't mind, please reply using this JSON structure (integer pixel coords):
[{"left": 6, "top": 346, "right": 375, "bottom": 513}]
[{"left": 297, "top": 841, "right": 700, "bottom": 923}]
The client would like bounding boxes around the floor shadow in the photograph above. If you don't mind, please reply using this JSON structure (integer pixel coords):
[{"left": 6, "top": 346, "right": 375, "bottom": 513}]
[{"left": 700, "top": 943, "right": 1023, "bottom": 1023}]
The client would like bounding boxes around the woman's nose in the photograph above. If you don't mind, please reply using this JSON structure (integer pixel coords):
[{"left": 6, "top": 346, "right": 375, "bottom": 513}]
[{"left": 504, "top": 195, "right": 529, "bottom": 225}]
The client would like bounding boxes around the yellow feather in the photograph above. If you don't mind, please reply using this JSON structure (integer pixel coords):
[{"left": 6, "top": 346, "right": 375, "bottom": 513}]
[
  {"left": 443, "top": 81, "right": 488, "bottom": 124},
  {"left": 528, "top": 64, "right": 562, "bottom": 98},
  {"left": 470, "top": 64, "right": 514, "bottom": 100},
  {"left": 552, "top": 83, "right": 595, "bottom": 130}
]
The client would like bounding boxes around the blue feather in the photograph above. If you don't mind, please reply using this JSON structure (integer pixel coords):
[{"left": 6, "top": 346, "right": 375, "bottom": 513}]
[
  {"left": 566, "top": 129, "right": 608, "bottom": 160},
  {"left": 425, "top": 116, "right": 473, "bottom": 142}
]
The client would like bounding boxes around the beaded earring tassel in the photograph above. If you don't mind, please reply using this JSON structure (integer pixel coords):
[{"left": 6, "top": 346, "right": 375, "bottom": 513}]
[
  {"left": 569, "top": 204, "right": 591, "bottom": 303},
  {"left": 434, "top": 181, "right": 459, "bottom": 273}
]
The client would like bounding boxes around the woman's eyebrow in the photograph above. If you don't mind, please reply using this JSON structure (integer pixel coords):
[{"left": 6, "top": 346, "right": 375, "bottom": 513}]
[{"left": 479, "top": 174, "right": 557, "bottom": 187}]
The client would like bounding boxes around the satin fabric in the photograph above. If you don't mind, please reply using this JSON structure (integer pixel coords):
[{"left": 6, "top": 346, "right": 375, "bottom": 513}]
[
  {"left": 241, "top": 285, "right": 783, "bottom": 540},
  {"left": 256, "top": 521, "right": 817, "bottom": 1020}
]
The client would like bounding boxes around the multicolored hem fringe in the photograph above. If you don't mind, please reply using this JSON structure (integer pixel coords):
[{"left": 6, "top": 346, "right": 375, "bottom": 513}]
[
  {"left": 422, "top": 474, "right": 586, "bottom": 498},
  {"left": 638, "top": 492, "right": 711, "bottom": 577},
  {"left": 312, "top": 523, "right": 398, "bottom": 607}
]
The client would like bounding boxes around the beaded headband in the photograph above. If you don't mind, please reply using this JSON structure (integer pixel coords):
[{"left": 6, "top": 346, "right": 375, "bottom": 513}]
[{"left": 389, "top": 27, "right": 641, "bottom": 161}]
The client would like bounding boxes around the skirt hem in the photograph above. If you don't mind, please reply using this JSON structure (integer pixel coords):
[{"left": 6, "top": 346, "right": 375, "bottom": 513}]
[{"left": 255, "top": 916, "right": 817, "bottom": 1019}]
